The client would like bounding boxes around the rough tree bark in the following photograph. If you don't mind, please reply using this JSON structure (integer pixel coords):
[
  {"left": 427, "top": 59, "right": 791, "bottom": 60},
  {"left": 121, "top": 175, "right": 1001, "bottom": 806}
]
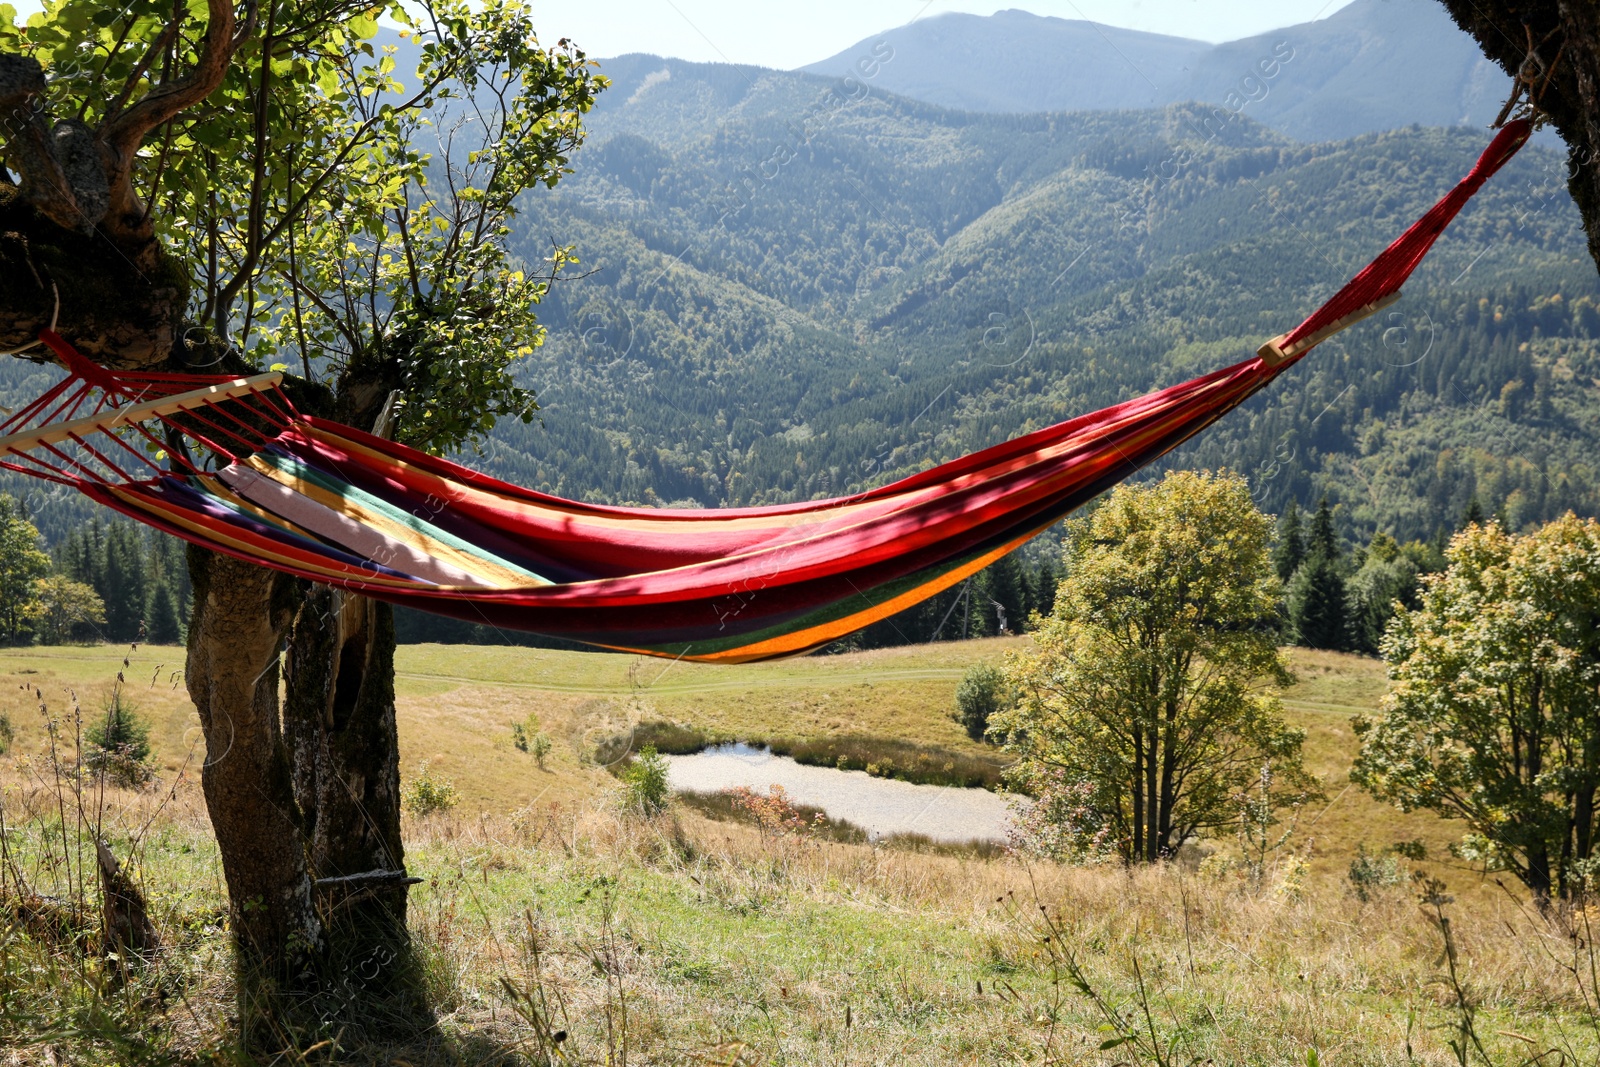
[
  {"left": 1439, "top": 1, "right": 1600, "bottom": 274},
  {"left": 184, "top": 553, "right": 319, "bottom": 986}
]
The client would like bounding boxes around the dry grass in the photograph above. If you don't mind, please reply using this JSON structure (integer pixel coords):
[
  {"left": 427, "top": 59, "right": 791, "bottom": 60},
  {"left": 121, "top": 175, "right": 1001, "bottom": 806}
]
[
  {"left": 3, "top": 638, "right": 1584, "bottom": 1064},
  {"left": 4, "top": 757, "right": 1599, "bottom": 1064},
  {"left": 0, "top": 640, "right": 1459, "bottom": 871}
]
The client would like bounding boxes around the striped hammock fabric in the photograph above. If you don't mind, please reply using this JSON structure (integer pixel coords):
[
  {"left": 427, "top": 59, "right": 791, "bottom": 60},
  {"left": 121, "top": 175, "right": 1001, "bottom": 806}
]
[{"left": 0, "top": 121, "right": 1531, "bottom": 662}]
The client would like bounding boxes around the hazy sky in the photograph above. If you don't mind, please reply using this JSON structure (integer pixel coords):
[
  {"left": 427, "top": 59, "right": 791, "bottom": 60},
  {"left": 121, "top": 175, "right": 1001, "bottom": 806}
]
[
  {"left": 535, "top": 1, "right": 1363, "bottom": 70},
  {"left": 4, "top": 2, "right": 1365, "bottom": 69}
]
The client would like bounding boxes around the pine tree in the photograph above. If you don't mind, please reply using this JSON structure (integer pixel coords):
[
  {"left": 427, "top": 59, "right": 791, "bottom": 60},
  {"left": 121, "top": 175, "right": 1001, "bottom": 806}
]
[
  {"left": 101, "top": 524, "right": 148, "bottom": 641},
  {"left": 1461, "top": 495, "right": 1487, "bottom": 529},
  {"left": 1033, "top": 549, "right": 1063, "bottom": 620},
  {"left": 1290, "top": 498, "right": 1349, "bottom": 650},
  {"left": 1273, "top": 501, "right": 1305, "bottom": 581},
  {"left": 146, "top": 581, "right": 181, "bottom": 644},
  {"left": 978, "top": 552, "right": 1029, "bottom": 636},
  {"left": 1291, "top": 556, "right": 1349, "bottom": 650},
  {"left": 1309, "top": 497, "right": 1339, "bottom": 561}
]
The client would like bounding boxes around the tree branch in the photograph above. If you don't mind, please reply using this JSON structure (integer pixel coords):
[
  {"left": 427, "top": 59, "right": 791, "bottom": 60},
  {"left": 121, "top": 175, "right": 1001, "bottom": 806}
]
[{"left": 98, "top": 0, "right": 253, "bottom": 233}]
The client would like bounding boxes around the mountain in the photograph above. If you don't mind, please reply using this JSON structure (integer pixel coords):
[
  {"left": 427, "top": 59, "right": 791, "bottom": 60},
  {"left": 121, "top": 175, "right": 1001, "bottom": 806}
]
[
  {"left": 800, "top": 13, "right": 1204, "bottom": 115},
  {"left": 801, "top": 0, "right": 1506, "bottom": 142}
]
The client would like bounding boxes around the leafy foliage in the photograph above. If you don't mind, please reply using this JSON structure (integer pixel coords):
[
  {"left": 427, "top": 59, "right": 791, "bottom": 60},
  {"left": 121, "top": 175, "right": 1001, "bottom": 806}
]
[
  {"left": 510, "top": 712, "right": 552, "bottom": 767},
  {"left": 955, "top": 662, "right": 1011, "bottom": 742},
  {"left": 995, "top": 471, "right": 1316, "bottom": 863},
  {"left": 622, "top": 745, "right": 668, "bottom": 817},
  {"left": 1347, "top": 843, "right": 1409, "bottom": 902},
  {"left": 30, "top": 575, "right": 104, "bottom": 645},
  {"left": 2, "top": 0, "right": 604, "bottom": 454},
  {"left": 1352, "top": 514, "right": 1600, "bottom": 900},
  {"left": 404, "top": 761, "right": 461, "bottom": 816},
  {"left": 725, "top": 784, "right": 825, "bottom": 841},
  {"left": 0, "top": 495, "right": 48, "bottom": 645}
]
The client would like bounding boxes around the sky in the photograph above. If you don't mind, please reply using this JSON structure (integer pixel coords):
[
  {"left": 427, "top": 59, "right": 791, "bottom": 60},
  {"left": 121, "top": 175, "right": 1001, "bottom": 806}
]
[
  {"left": 533, "top": 0, "right": 1363, "bottom": 71},
  {"left": 4, "top": 1, "right": 1365, "bottom": 69}
]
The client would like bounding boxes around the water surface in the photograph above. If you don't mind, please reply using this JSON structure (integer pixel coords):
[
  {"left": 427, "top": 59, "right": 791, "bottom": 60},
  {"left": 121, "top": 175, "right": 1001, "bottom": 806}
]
[{"left": 664, "top": 743, "right": 1014, "bottom": 844}]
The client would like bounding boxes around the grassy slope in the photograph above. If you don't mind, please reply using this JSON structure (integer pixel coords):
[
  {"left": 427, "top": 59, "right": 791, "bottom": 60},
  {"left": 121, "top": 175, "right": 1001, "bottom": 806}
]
[
  {"left": 5, "top": 638, "right": 1594, "bottom": 1064},
  {"left": 2, "top": 638, "right": 1461, "bottom": 879}
]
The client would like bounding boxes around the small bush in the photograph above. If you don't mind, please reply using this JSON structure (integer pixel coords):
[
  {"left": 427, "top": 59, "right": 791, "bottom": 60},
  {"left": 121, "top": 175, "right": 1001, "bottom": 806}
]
[
  {"left": 726, "top": 784, "right": 825, "bottom": 840},
  {"left": 955, "top": 663, "right": 1012, "bottom": 742},
  {"left": 623, "top": 745, "right": 669, "bottom": 816},
  {"left": 404, "top": 761, "right": 461, "bottom": 817},
  {"left": 510, "top": 713, "right": 552, "bottom": 766},
  {"left": 84, "top": 692, "right": 154, "bottom": 788},
  {"left": 1348, "top": 843, "right": 1408, "bottom": 901},
  {"left": 0, "top": 712, "right": 12, "bottom": 756}
]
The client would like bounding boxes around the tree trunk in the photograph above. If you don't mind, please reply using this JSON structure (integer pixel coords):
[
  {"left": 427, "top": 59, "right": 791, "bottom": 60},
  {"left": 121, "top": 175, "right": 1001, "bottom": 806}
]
[
  {"left": 1528, "top": 842, "right": 1555, "bottom": 901},
  {"left": 184, "top": 549, "right": 322, "bottom": 1023},
  {"left": 1145, "top": 719, "right": 1160, "bottom": 862},
  {"left": 1131, "top": 728, "right": 1145, "bottom": 864},
  {"left": 1438, "top": 2, "right": 1600, "bottom": 276},
  {"left": 1158, "top": 700, "right": 1179, "bottom": 858},
  {"left": 283, "top": 585, "right": 426, "bottom": 1024}
]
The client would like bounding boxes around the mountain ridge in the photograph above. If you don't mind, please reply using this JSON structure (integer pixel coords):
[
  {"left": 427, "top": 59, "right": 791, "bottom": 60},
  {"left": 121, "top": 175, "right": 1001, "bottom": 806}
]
[{"left": 788, "top": 0, "right": 1508, "bottom": 142}]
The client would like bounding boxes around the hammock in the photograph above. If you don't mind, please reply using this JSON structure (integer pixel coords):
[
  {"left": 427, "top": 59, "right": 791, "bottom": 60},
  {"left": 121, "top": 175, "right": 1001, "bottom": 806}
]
[{"left": 0, "top": 120, "right": 1531, "bottom": 662}]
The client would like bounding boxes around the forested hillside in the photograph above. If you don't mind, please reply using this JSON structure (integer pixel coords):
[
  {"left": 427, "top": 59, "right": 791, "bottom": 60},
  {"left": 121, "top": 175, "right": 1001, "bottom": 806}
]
[
  {"left": 493, "top": 73, "right": 1596, "bottom": 541},
  {"left": 3, "top": 58, "right": 1596, "bottom": 647}
]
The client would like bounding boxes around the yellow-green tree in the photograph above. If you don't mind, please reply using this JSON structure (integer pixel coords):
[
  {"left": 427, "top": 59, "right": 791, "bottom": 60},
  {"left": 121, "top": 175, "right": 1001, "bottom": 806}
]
[
  {"left": 0, "top": 496, "right": 48, "bottom": 644},
  {"left": 32, "top": 574, "right": 105, "bottom": 644},
  {"left": 1353, "top": 514, "right": 1600, "bottom": 902},
  {"left": 995, "top": 470, "right": 1314, "bottom": 863}
]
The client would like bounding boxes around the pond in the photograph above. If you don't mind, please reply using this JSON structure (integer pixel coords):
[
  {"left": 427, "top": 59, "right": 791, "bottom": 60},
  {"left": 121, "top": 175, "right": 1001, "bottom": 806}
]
[{"left": 663, "top": 743, "right": 1016, "bottom": 845}]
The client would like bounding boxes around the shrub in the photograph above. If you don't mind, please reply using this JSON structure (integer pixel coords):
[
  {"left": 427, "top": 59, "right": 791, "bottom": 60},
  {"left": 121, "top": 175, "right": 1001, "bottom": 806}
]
[
  {"left": 955, "top": 662, "right": 1011, "bottom": 742},
  {"left": 783, "top": 734, "right": 1006, "bottom": 789},
  {"left": 0, "top": 712, "right": 11, "bottom": 755},
  {"left": 623, "top": 745, "right": 669, "bottom": 816},
  {"left": 631, "top": 720, "right": 717, "bottom": 754},
  {"left": 726, "top": 784, "right": 825, "bottom": 841},
  {"left": 404, "top": 761, "right": 460, "bottom": 817},
  {"left": 1348, "top": 843, "right": 1409, "bottom": 902},
  {"left": 511, "top": 712, "right": 540, "bottom": 752},
  {"left": 510, "top": 713, "right": 555, "bottom": 767},
  {"left": 84, "top": 692, "right": 154, "bottom": 788}
]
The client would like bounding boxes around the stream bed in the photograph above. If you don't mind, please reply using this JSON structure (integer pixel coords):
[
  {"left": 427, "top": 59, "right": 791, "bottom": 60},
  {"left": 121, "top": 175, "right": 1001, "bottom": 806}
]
[{"left": 663, "top": 743, "right": 1015, "bottom": 844}]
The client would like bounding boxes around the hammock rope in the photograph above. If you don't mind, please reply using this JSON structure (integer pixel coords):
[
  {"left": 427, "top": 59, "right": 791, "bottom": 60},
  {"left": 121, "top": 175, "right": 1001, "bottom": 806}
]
[{"left": 0, "top": 119, "right": 1533, "bottom": 662}]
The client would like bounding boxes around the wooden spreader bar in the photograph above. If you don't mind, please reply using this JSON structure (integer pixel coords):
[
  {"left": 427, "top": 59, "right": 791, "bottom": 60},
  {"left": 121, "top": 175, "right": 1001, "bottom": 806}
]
[
  {"left": 1256, "top": 291, "right": 1403, "bottom": 368},
  {"left": 0, "top": 372, "right": 284, "bottom": 458}
]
